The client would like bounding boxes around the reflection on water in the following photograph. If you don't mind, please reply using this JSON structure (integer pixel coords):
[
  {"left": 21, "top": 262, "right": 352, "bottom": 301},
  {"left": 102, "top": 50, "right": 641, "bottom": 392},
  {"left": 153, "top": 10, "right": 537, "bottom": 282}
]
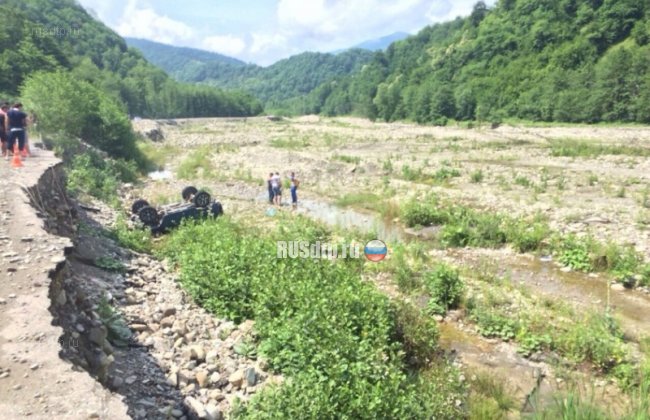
[
  {"left": 299, "top": 199, "right": 406, "bottom": 243},
  {"left": 254, "top": 193, "right": 407, "bottom": 242}
]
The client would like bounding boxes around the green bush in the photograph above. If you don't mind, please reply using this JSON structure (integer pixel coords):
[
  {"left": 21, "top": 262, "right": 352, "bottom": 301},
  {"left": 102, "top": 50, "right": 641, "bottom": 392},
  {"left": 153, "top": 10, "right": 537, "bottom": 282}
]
[
  {"left": 110, "top": 215, "right": 152, "bottom": 253},
  {"left": 555, "top": 234, "right": 592, "bottom": 272},
  {"left": 424, "top": 264, "right": 464, "bottom": 315},
  {"left": 506, "top": 220, "right": 550, "bottom": 253},
  {"left": 440, "top": 208, "right": 507, "bottom": 248},
  {"left": 470, "top": 169, "right": 484, "bottom": 183},
  {"left": 22, "top": 71, "right": 142, "bottom": 161},
  {"left": 392, "top": 301, "right": 439, "bottom": 368},
  {"left": 466, "top": 300, "right": 517, "bottom": 341},
  {"left": 162, "top": 217, "right": 462, "bottom": 418},
  {"left": 66, "top": 150, "right": 137, "bottom": 205},
  {"left": 433, "top": 166, "right": 461, "bottom": 182},
  {"left": 401, "top": 197, "right": 449, "bottom": 227},
  {"left": 555, "top": 313, "right": 627, "bottom": 372}
]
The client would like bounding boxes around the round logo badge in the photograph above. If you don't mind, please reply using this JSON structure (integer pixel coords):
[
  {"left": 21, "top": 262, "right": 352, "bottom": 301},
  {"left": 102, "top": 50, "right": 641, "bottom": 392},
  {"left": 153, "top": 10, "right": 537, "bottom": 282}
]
[{"left": 364, "top": 239, "right": 387, "bottom": 262}]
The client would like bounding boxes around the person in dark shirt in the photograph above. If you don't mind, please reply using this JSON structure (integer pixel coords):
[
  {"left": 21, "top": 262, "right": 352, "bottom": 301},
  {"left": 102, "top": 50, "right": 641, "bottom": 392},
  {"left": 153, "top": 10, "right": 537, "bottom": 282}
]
[
  {"left": 6, "top": 103, "right": 27, "bottom": 158},
  {"left": 0, "top": 103, "right": 8, "bottom": 157},
  {"left": 267, "top": 172, "right": 275, "bottom": 204}
]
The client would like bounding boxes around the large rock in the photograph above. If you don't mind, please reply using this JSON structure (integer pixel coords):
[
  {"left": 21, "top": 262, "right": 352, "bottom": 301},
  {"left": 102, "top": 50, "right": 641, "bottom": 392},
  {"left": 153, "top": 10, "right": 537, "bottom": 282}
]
[{"left": 228, "top": 370, "right": 244, "bottom": 389}]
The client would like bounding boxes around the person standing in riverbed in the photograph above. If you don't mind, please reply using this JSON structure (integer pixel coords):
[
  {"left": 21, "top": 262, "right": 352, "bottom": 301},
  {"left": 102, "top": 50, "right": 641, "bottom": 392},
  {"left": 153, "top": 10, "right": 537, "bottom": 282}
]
[
  {"left": 267, "top": 172, "right": 275, "bottom": 204},
  {"left": 271, "top": 172, "right": 282, "bottom": 206},
  {"left": 289, "top": 172, "right": 299, "bottom": 208}
]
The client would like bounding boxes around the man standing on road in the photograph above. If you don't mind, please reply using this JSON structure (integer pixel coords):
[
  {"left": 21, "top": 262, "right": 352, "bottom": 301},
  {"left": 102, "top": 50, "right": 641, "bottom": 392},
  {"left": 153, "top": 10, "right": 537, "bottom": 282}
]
[
  {"left": 0, "top": 103, "right": 8, "bottom": 158},
  {"left": 6, "top": 103, "right": 28, "bottom": 159}
]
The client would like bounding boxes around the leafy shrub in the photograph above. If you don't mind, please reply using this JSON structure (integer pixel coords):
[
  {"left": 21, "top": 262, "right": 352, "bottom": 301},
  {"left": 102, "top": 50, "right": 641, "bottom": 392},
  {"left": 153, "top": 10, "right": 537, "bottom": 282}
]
[
  {"left": 110, "top": 215, "right": 152, "bottom": 253},
  {"left": 424, "top": 264, "right": 464, "bottom": 315},
  {"left": 162, "top": 217, "right": 462, "bottom": 418},
  {"left": 555, "top": 234, "right": 592, "bottom": 271},
  {"left": 401, "top": 196, "right": 449, "bottom": 227},
  {"left": 466, "top": 300, "right": 517, "bottom": 341},
  {"left": 66, "top": 150, "right": 137, "bottom": 205},
  {"left": 506, "top": 220, "right": 550, "bottom": 253},
  {"left": 440, "top": 208, "right": 507, "bottom": 248},
  {"left": 22, "top": 70, "right": 141, "bottom": 160},
  {"left": 401, "top": 164, "right": 423, "bottom": 181},
  {"left": 433, "top": 166, "right": 461, "bottom": 182},
  {"left": 516, "top": 330, "right": 552, "bottom": 357},
  {"left": 392, "top": 301, "right": 439, "bottom": 368},
  {"left": 97, "top": 296, "right": 131, "bottom": 346},
  {"left": 555, "top": 313, "right": 627, "bottom": 372},
  {"left": 470, "top": 169, "right": 484, "bottom": 183},
  {"left": 94, "top": 256, "right": 126, "bottom": 273}
]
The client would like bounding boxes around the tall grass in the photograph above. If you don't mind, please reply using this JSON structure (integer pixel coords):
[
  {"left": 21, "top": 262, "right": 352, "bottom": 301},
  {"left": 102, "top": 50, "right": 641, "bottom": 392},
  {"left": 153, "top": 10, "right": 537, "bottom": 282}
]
[{"left": 549, "top": 139, "right": 650, "bottom": 158}]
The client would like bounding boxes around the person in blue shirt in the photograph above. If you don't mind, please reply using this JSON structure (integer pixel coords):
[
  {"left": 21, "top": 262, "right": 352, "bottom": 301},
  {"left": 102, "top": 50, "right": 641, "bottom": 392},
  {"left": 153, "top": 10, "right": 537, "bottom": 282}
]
[{"left": 6, "top": 103, "right": 28, "bottom": 158}]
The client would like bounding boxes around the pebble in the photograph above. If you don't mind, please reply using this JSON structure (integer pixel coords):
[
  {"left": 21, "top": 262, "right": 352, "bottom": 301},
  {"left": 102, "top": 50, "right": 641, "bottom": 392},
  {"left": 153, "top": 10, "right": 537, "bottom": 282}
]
[
  {"left": 125, "top": 375, "right": 138, "bottom": 385},
  {"left": 30, "top": 364, "right": 39, "bottom": 370}
]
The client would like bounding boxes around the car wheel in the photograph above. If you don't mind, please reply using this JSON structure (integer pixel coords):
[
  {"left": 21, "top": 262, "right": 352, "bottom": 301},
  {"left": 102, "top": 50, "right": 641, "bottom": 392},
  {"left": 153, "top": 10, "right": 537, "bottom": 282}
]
[
  {"left": 182, "top": 186, "right": 198, "bottom": 201},
  {"left": 131, "top": 199, "right": 149, "bottom": 215},
  {"left": 193, "top": 191, "right": 211, "bottom": 208},
  {"left": 138, "top": 206, "right": 160, "bottom": 226}
]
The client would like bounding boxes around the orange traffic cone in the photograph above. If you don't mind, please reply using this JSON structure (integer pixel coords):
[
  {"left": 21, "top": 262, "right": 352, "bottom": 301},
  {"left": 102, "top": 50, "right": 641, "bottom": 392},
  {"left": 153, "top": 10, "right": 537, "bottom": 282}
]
[{"left": 11, "top": 144, "right": 23, "bottom": 168}]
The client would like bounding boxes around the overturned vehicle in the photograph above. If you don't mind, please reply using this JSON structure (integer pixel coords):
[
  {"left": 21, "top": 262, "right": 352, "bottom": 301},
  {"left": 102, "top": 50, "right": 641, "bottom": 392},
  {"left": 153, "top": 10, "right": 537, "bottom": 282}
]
[{"left": 131, "top": 186, "right": 223, "bottom": 234}]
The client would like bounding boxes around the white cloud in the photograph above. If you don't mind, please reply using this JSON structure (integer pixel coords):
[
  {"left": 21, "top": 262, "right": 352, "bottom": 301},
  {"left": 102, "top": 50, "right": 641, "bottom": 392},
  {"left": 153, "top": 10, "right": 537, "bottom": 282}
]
[
  {"left": 250, "top": 32, "right": 288, "bottom": 54},
  {"left": 115, "top": 0, "right": 194, "bottom": 44},
  {"left": 202, "top": 35, "right": 247, "bottom": 56},
  {"left": 78, "top": 0, "right": 497, "bottom": 65}
]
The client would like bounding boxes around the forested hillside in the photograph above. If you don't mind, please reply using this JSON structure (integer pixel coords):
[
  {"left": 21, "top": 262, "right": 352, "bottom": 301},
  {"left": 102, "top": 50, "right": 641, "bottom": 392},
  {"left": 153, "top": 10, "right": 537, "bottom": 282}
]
[
  {"left": 125, "top": 38, "right": 247, "bottom": 77},
  {"left": 346, "top": 32, "right": 410, "bottom": 51},
  {"left": 126, "top": 38, "right": 374, "bottom": 111},
  {"left": 0, "top": 0, "right": 262, "bottom": 119},
  {"left": 304, "top": 0, "right": 650, "bottom": 124}
]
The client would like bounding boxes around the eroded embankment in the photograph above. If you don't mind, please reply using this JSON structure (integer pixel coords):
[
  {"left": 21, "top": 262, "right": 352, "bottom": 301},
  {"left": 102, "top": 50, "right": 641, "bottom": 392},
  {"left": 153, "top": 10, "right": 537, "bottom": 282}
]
[
  {"left": 0, "top": 152, "right": 129, "bottom": 419},
  {"left": 0, "top": 149, "right": 283, "bottom": 420}
]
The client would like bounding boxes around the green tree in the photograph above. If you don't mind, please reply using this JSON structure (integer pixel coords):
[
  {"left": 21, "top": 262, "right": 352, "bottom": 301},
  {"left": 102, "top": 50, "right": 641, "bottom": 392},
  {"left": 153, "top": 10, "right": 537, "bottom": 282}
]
[{"left": 21, "top": 71, "right": 137, "bottom": 159}]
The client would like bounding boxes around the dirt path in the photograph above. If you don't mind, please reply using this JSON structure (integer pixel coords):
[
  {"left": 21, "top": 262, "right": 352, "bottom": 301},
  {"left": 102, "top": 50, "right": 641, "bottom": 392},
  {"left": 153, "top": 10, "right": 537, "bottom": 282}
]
[{"left": 0, "top": 151, "right": 129, "bottom": 419}]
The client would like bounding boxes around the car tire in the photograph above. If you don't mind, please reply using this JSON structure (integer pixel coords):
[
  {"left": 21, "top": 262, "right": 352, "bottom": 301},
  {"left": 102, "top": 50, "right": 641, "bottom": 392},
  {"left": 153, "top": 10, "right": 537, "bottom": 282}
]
[
  {"left": 131, "top": 199, "right": 149, "bottom": 215},
  {"left": 138, "top": 206, "right": 160, "bottom": 226},
  {"left": 193, "top": 191, "right": 211, "bottom": 208},
  {"left": 182, "top": 186, "right": 198, "bottom": 201}
]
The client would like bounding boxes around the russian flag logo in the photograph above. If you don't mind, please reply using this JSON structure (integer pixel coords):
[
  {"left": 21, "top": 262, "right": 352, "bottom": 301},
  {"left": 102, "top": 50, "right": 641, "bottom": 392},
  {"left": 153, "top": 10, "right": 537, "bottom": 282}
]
[{"left": 364, "top": 240, "right": 387, "bottom": 262}]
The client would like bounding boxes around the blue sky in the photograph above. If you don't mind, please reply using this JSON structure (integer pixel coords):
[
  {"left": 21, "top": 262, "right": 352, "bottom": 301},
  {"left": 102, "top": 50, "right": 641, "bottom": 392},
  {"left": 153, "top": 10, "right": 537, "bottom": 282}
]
[{"left": 78, "top": 0, "right": 496, "bottom": 66}]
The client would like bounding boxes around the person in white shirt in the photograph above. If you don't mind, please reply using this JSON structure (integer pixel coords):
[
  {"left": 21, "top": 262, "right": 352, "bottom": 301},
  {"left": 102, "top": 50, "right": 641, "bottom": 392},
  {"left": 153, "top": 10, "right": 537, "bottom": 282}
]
[{"left": 271, "top": 172, "right": 282, "bottom": 205}]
